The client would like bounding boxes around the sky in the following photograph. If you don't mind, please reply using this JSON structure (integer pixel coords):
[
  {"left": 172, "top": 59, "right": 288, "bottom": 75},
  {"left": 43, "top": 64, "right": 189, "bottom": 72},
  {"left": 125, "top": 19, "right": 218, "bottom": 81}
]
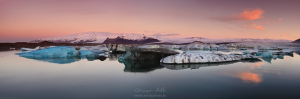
[{"left": 0, "top": 0, "right": 300, "bottom": 42}]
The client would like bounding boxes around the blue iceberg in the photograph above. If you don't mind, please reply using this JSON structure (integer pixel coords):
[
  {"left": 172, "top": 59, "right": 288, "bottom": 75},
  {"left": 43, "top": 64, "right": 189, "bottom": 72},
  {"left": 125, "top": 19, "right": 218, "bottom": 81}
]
[
  {"left": 259, "top": 51, "right": 273, "bottom": 58},
  {"left": 18, "top": 46, "right": 81, "bottom": 58},
  {"left": 17, "top": 46, "right": 94, "bottom": 64}
]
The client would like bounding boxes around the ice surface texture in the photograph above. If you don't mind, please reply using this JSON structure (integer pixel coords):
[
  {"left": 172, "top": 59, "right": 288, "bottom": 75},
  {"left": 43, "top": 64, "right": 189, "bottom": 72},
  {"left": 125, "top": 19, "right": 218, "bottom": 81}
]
[
  {"left": 18, "top": 46, "right": 91, "bottom": 58},
  {"left": 17, "top": 46, "right": 93, "bottom": 64},
  {"left": 160, "top": 53, "right": 254, "bottom": 64}
]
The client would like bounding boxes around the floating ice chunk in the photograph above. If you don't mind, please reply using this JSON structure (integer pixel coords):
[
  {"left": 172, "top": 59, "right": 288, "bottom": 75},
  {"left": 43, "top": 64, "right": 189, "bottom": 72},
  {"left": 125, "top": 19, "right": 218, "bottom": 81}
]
[
  {"left": 243, "top": 51, "right": 251, "bottom": 55},
  {"left": 79, "top": 50, "right": 94, "bottom": 57},
  {"left": 160, "top": 53, "right": 252, "bottom": 64},
  {"left": 273, "top": 55, "right": 278, "bottom": 59},
  {"left": 86, "top": 54, "right": 99, "bottom": 60},
  {"left": 138, "top": 45, "right": 160, "bottom": 48},
  {"left": 21, "top": 46, "right": 42, "bottom": 52},
  {"left": 80, "top": 45, "right": 109, "bottom": 54},
  {"left": 258, "top": 51, "right": 273, "bottom": 58},
  {"left": 18, "top": 46, "right": 82, "bottom": 58}
]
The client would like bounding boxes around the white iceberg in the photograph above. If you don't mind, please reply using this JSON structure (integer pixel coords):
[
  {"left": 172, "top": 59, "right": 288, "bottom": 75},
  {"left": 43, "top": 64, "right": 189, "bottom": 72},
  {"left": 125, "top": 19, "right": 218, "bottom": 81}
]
[
  {"left": 80, "top": 45, "right": 109, "bottom": 54},
  {"left": 138, "top": 45, "right": 160, "bottom": 48},
  {"left": 160, "top": 53, "right": 256, "bottom": 64},
  {"left": 21, "top": 46, "right": 42, "bottom": 52}
]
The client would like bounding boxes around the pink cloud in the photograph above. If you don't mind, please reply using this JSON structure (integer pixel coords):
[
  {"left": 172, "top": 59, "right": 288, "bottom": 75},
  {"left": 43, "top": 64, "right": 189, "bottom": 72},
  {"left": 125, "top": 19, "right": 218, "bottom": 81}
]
[
  {"left": 247, "top": 23, "right": 265, "bottom": 30},
  {"left": 280, "top": 33, "right": 289, "bottom": 36},
  {"left": 263, "top": 18, "right": 283, "bottom": 24},
  {"left": 254, "top": 25, "right": 265, "bottom": 30},
  {"left": 235, "top": 8, "right": 264, "bottom": 21},
  {"left": 212, "top": 8, "right": 264, "bottom": 21}
]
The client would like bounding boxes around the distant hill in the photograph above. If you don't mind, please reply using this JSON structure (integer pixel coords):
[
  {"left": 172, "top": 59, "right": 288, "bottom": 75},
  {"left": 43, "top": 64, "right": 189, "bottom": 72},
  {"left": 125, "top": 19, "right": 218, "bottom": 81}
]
[
  {"left": 30, "top": 32, "right": 292, "bottom": 44},
  {"left": 30, "top": 32, "right": 148, "bottom": 43},
  {"left": 103, "top": 36, "right": 160, "bottom": 44},
  {"left": 292, "top": 39, "right": 300, "bottom": 43}
]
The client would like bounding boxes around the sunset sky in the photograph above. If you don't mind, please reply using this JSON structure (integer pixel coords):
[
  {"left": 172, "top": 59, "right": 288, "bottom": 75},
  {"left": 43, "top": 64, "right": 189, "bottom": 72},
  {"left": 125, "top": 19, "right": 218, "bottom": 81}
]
[{"left": 1, "top": 0, "right": 300, "bottom": 42}]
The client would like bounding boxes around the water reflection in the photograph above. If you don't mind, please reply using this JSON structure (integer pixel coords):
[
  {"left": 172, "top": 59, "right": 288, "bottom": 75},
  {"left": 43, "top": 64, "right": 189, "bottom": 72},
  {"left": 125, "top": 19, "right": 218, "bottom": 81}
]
[
  {"left": 109, "top": 54, "right": 123, "bottom": 61},
  {"left": 18, "top": 56, "right": 81, "bottom": 64},
  {"left": 261, "top": 57, "right": 272, "bottom": 63},
  {"left": 235, "top": 72, "right": 262, "bottom": 84},
  {"left": 87, "top": 56, "right": 107, "bottom": 61},
  {"left": 226, "top": 61, "right": 265, "bottom": 84},
  {"left": 294, "top": 50, "right": 300, "bottom": 55},
  {"left": 119, "top": 60, "right": 164, "bottom": 73},
  {"left": 162, "top": 59, "right": 262, "bottom": 70}
]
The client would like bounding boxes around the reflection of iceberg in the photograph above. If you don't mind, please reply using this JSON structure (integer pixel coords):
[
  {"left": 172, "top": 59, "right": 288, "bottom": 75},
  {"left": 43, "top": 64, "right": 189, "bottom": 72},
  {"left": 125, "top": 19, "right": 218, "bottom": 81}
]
[
  {"left": 22, "top": 57, "right": 81, "bottom": 64},
  {"left": 86, "top": 54, "right": 107, "bottom": 61},
  {"left": 109, "top": 54, "right": 123, "bottom": 61},
  {"left": 17, "top": 46, "right": 93, "bottom": 64},
  {"left": 119, "top": 60, "right": 164, "bottom": 73},
  {"left": 162, "top": 59, "right": 262, "bottom": 70},
  {"left": 261, "top": 57, "right": 272, "bottom": 63}
]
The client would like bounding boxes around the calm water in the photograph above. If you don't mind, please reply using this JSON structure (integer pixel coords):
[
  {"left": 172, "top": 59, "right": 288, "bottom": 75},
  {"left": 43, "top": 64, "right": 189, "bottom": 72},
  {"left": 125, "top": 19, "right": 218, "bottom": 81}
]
[{"left": 1, "top": 50, "right": 300, "bottom": 99}]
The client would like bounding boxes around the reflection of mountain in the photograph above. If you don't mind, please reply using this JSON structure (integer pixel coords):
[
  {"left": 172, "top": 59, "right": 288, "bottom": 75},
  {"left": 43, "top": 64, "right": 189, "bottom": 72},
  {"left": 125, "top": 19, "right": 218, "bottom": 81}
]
[
  {"left": 292, "top": 39, "right": 300, "bottom": 43},
  {"left": 19, "top": 56, "right": 81, "bottom": 64},
  {"left": 162, "top": 59, "right": 262, "bottom": 70},
  {"left": 120, "top": 60, "right": 164, "bottom": 73}
]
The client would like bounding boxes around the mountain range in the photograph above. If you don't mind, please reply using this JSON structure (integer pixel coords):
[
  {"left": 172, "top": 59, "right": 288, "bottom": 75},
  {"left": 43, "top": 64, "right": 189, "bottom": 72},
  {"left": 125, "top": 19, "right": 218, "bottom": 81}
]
[
  {"left": 292, "top": 39, "right": 300, "bottom": 43},
  {"left": 31, "top": 32, "right": 292, "bottom": 44}
]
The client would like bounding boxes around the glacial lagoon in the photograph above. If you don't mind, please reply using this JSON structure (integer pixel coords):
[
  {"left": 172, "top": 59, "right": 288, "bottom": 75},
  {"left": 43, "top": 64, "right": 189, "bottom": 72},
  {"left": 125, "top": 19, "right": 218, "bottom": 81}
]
[{"left": 1, "top": 50, "right": 300, "bottom": 99}]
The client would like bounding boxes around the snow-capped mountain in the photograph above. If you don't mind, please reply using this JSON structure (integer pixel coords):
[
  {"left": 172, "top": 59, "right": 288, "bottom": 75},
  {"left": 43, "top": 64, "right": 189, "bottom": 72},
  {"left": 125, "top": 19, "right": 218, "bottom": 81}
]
[
  {"left": 31, "top": 32, "right": 292, "bottom": 43},
  {"left": 31, "top": 32, "right": 150, "bottom": 43}
]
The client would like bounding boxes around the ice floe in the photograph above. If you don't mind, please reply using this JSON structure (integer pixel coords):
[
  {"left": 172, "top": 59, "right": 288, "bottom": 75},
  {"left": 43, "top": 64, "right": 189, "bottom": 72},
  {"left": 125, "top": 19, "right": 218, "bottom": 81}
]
[{"left": 160, "top": 52, "right": 256, "bottom": 64}]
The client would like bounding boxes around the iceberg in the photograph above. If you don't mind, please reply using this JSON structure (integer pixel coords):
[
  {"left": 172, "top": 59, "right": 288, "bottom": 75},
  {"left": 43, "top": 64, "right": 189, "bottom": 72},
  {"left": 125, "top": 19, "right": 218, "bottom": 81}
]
[
  {"left": 137, "top": 45, "right": 160, "bottom": 48},
  {"left": 160, "top": 53, "right": 256, "bottom": 64},
  {"left": 258, "top": 51, "right": 273, "bottom": 58},
  {"left": 21, "top": 46, "right": 43, "bottom": 52},
  {"left": 80, "top": 45, "right": 109, "bottom": 54},
  {"left": 17, "top": 46, "right": 95, "bottom": 64},
  {"left": 108, "top": 44, "right": 126, "bottom": 53},
  {"left": 79, "top": 49, "right": 94, "bottom": 57},
  {"left": 163, "top": 59, "right": 262, "bottom": 70},
  {"left": 18, "top": 46, "right": 91, "bottom": 58}
]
